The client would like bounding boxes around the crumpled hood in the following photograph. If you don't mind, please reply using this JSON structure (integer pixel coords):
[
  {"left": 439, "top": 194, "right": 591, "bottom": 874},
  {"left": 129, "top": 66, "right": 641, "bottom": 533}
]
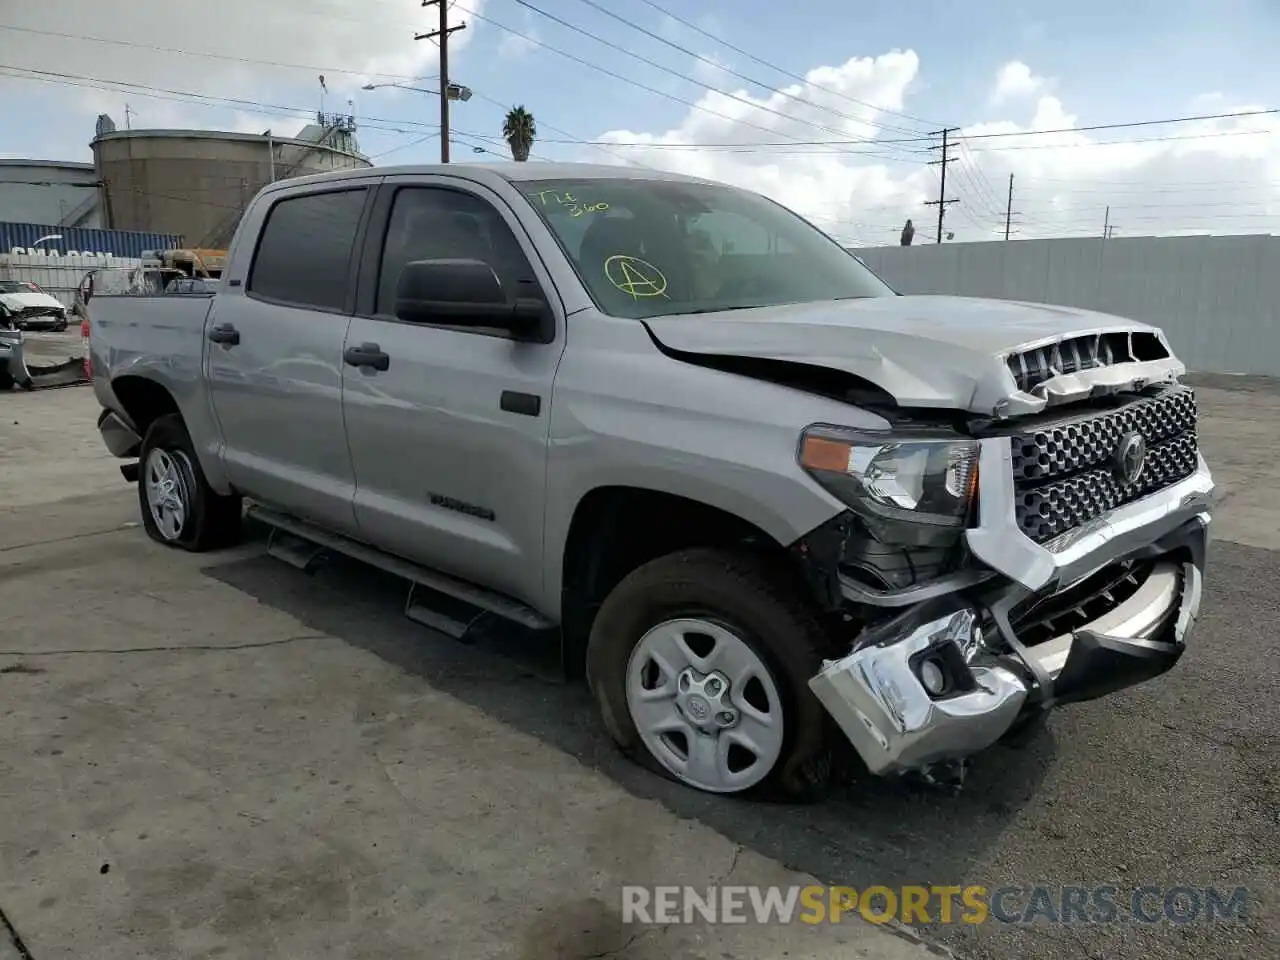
[
  {"left": 643, "top": 295, "right": 1180, "bottom": 416},
  {"left": 0, "top": 291, "right": 63, "bottom": 312}
]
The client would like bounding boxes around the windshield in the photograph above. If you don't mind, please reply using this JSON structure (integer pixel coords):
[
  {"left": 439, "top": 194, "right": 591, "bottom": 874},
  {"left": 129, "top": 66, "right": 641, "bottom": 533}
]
[
  {"left": 0, "top": 281, "right": 26, "bottom": 292},
  {"left": 515, "top": 177, "right": 895, "bottom": 319}
]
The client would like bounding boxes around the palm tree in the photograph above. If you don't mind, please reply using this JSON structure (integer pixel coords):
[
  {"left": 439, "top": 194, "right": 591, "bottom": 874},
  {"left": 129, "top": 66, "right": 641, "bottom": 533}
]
[{"left": 502, "top": 106, "right": 536, "bottom": 162}]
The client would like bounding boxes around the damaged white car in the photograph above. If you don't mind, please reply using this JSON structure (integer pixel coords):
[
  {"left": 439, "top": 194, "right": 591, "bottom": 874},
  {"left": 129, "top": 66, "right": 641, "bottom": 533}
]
[{"left": 0, "top": 280, "right": 69, "bottom": 331}]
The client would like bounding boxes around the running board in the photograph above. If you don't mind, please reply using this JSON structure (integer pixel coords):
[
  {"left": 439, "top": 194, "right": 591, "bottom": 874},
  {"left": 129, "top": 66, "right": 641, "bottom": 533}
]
[
  {"left": 247, "top": 504, "right": 554, "bottom": 632},
  {"left": 266, "top": 527, "right": 327, "bottom": 572},
  {"left": 405, "top": 582, "right": 481, "bottom": 641}
]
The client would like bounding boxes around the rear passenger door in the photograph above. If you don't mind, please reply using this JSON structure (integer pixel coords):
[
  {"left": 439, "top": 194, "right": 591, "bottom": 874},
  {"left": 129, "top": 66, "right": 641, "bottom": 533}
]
[
  {"left": 207, "top": 183, "right": 375, "bottom": 536},
  {"left": 341, "top": 176, "right": 566, "bottom": 609}
]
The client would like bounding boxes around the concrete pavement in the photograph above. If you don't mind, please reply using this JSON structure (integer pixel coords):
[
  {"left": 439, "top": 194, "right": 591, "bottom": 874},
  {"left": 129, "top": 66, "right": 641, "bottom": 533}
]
[
  {"left": 0, "top": 387, "right": 940, "bottom": 959},
  {"left": 1, "top": 382, "right": 1277, "bottom": 960}
]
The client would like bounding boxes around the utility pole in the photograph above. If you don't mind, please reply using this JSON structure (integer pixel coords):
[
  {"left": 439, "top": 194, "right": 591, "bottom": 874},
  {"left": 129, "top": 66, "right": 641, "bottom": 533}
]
[
  {"left": 925, "top": 127, "right": 961, "bottom": 243},
  {"left": 1103, "top": 205, "right": 1110, "bottom": 239},
  {"left": 1005, "top": 173, "right": 1017, "bottom": 241},
  {"left": 417, "top": 0, "right": 467, "bottom": 163}
]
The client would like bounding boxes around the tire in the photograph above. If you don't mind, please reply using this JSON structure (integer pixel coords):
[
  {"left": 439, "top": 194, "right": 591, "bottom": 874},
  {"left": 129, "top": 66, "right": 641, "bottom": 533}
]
[
  {"left": 586, "top": 548, "right": 833, "bottom": 802},
  {"left": 137, "top": 413, "right": 242, "bottom": 551}
]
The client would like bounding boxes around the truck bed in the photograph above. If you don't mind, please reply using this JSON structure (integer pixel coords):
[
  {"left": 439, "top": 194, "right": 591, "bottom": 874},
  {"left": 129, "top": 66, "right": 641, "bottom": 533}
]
[{"left": 91, "top": 293, "right": 214, "bottom": 391}]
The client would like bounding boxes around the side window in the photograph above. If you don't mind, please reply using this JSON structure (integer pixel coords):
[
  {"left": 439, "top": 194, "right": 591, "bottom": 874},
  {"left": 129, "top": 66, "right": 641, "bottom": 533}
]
[
  {"left": 376, "top": 187, "right": 539, "bottom": 317},
  {"left": 248, "top": 188, "right": 367, "bottom": 311}
]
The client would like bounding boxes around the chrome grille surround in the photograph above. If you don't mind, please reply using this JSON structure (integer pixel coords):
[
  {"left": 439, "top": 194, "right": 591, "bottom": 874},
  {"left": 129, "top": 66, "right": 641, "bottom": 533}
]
[{"left": 1008, "top": 386, "right": 1199, "bottom": 544}]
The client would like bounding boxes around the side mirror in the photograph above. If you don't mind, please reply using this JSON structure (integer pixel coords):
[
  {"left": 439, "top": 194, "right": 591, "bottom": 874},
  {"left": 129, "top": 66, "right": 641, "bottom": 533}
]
[{"left": 394, "top": 258, "right": 548, "bottom": 341}]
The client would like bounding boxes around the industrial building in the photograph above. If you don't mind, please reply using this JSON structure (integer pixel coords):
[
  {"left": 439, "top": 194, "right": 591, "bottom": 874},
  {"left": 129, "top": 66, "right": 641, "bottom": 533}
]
[
  {"left": 2, "top": 113, "right": 373, "bottom": 251},
  {"left": 0, "top": 159, "right": 102, "bottom": 230},
  {"left": 91, "top": 112, "right": 373, "bottom": 247}
]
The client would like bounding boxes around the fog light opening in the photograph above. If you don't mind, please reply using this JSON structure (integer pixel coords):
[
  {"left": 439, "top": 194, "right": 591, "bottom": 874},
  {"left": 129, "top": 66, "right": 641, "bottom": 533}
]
[{"left": 919, "top": 656, "right": 948, "bottom": 696}]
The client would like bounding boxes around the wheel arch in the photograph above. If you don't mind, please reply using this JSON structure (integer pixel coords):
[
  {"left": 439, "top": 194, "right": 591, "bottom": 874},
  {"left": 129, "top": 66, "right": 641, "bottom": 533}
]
[
  {"left": 107, "top": 373, "right": 233, "bottom": 494},
  {"left": 111, "top": 375, "right": 181, "bottom": 452},
  {"left": 556, "top": 485, "right": 798, "bottom": 673}
]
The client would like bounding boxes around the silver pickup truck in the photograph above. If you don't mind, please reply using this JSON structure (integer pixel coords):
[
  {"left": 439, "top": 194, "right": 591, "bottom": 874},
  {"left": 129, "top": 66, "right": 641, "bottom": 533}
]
[{"left": 87, "top": 163, "right": 1214, "bottom": 799}]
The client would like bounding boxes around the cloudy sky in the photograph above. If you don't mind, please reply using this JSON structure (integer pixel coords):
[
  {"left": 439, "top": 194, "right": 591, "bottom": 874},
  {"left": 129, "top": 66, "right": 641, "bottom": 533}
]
[{"left": 3, "top": 0, "right": 1279, "bottom": 246}]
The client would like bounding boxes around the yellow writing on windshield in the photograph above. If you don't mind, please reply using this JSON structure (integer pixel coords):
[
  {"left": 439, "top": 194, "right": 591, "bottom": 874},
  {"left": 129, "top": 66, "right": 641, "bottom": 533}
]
[
  {"left": 530, "top": 190, "right": 610, "bottom": 218},
  {"left": 604, "top": 255, "right": 668, "bottom": 299}
]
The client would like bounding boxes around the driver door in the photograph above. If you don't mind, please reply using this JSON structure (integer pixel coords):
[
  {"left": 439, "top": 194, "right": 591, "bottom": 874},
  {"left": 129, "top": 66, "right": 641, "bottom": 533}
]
[{"left": 341, "top": 177, "right": 567, "bottom": 609}]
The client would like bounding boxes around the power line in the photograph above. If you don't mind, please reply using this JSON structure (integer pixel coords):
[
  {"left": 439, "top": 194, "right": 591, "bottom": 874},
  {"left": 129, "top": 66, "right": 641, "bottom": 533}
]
[
  {"left": 369, "top": 132, "right": 439, "bottom": 162},
  {"left": 965, "top": 128, "right": 1278, "bottom": 153},
  {"left": 447, "top": 2, "right": 922, "bottom": 160},
  {"left": 518, "top": 111, "right": 1280, "bottom": 151},
  {"left": 550, "top": 0, "right": 930, "bottom": 140},
  {"left": 956, "top": 139, "right": 1007, "bottom": 217},
  {"left": 0, "top": 23, "right": 436, "bottom": 83},
  {"left": 0, "top": 65, "right": 431, "bottom": 135},
  {"left": 505, "top": 0, "right": 923, "bottom": 149},
  {"left": 625, "top": 0, "right": 943, "bottom": 129},
  {"left": 958, "top": 107, "right": 1280, "bottom": 142},
  {"left": 0, "top": 62, "right": 641, "bottom": 170}
]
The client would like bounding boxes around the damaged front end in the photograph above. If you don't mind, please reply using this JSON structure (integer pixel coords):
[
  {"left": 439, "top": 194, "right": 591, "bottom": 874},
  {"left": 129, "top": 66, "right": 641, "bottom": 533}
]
[{"left": 796, "top": 382, "right": 1213, "bottom": 784}]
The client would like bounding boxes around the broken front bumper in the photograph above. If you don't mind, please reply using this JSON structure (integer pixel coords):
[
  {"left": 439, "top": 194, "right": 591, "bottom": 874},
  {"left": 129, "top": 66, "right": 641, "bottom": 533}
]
[{"left": 809, "top": 454, "right": 1212, "bottom": 778}]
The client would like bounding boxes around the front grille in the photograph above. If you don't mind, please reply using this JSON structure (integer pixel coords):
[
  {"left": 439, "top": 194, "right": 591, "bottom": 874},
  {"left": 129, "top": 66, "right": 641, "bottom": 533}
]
[
  {"left": 1009, "top": 386, "right": 1199, "bottom": 543},
  {"left": 1007, "top": 331, "right": 1170, "bottom": 394}
]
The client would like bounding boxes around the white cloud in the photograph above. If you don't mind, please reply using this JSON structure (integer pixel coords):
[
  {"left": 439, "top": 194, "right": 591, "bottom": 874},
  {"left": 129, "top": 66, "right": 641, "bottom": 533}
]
[
  {"left": 0, "top": 0, "right": 485, "bottom": 155},
  {"left": 691, "top": 53, "right": 735, "bottom": 87},
  {"left": 592, "top": 52, "right": 1280, "bottom": 245},
  {"left": 497, "top": 6, "right": 539, "bottom": 60},
  {"left": 990, "top": 61, "right": 1048, "bottom": 105},
  {"left": 498, "top": 31, "right": 539, "bottom": 60}
]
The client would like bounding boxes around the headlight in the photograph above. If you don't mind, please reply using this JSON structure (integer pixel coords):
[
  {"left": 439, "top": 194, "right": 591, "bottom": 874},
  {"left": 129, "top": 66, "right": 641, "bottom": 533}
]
[{"left": 798, "top": 425, "right": 979, "bottom": 528}]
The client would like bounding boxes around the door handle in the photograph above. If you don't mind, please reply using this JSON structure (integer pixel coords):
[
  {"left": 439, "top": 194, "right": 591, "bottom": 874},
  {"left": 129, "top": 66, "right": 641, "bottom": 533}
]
[
  {"left": 343, "top": 342, "right": 390, "bottom": 371},
  {"left": 208, "top": 323, "right": 240, "bottom": 345}
]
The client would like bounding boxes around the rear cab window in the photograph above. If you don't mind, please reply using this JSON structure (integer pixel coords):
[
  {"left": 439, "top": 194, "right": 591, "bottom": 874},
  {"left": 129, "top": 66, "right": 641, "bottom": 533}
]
[{"left": 248, "top": 188, "right": 368, "bottom": 312}]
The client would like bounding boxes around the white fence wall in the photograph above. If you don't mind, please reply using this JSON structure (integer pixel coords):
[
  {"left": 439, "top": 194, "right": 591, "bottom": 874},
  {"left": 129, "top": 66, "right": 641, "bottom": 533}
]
[
  {"left": 850, "top": 235, "right": 1280, "bottom": 376},
  {"left": 0, "top": 253, "right": 139, "bottom": 308}
]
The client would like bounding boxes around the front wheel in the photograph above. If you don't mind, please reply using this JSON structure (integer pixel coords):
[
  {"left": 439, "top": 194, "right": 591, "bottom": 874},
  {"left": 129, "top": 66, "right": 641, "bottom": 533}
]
[
  {"left": 586, "top": 548, "right": 833, "bottom": 801},
  {"left": 137, "top": 414, "right": 242, "bottom": 551}
]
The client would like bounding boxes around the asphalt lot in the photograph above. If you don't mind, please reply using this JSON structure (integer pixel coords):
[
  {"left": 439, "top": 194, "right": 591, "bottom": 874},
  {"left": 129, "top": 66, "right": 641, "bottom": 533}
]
[{"left": 1, "top": 381, "right": 1277, "bottom": 960}]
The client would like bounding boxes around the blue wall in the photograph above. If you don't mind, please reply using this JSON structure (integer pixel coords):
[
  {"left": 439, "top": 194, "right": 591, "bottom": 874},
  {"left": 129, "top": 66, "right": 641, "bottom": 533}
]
[{"left": 1, "top": 221, "right": 183, "bottom": 259}]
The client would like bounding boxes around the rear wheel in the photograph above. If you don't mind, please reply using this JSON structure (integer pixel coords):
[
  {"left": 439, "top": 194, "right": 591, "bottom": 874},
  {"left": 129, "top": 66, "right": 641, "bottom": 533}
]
[
  {"left": 586, "top": 548, "right": 832, "bottom": 801},
  {"left": 137, "top": 414, "right": 242, "bottom": 551}
]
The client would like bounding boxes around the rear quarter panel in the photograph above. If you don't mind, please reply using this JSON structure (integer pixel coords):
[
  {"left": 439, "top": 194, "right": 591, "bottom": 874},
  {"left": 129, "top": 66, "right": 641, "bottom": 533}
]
[{"left": 90, "top": 293, "right": 232, "bottom": 490}]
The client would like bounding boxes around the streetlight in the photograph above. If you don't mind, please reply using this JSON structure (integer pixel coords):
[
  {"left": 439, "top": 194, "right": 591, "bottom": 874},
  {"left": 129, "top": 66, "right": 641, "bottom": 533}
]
[
  {"left": 361, "top": 81, "right": 470, "bottom": 101},
  {"left": 362, "top": 81, "right": 438, "bottom": 96},
  {"left": 362, "top": 80, "right": 472, "bottom": 163}
]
